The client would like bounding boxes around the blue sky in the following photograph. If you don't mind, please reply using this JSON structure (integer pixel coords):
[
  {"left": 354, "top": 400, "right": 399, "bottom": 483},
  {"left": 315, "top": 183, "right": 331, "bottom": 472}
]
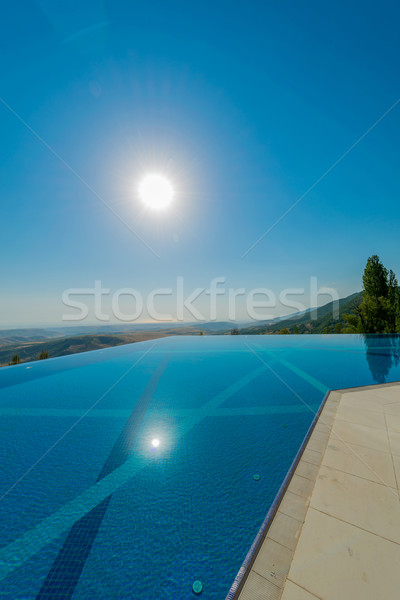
[{"left": 1, "top": 0, "right": 400, "bottom": 325}]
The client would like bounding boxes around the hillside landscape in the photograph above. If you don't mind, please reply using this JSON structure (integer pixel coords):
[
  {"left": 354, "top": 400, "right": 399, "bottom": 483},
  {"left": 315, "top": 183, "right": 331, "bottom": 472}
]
[
  {"left": 239, "top": 291, "right": 363, "bottom": 334},
  {"left": 0, "top": 322, "right": 233, "bottom": 366},
  {"left": 0, "top": 293, "right": 364, "bottom": 366}
]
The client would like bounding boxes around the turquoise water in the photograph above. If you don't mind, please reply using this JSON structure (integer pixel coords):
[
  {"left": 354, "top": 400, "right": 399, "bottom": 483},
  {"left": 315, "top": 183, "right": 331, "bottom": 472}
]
[{"left": 0, "top": 334, "right": 399, "bottom": 599}]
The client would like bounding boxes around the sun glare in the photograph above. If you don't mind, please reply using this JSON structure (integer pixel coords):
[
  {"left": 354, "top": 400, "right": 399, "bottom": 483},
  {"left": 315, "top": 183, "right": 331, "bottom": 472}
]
[{"left": 138, "top": 174, "right": 174, "bottom": 210}]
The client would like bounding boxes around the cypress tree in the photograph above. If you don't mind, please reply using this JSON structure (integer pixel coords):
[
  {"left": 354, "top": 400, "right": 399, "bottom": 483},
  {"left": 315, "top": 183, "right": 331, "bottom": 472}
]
[{"left": 345, "top": 255, "right": 400, "bottom": 333}]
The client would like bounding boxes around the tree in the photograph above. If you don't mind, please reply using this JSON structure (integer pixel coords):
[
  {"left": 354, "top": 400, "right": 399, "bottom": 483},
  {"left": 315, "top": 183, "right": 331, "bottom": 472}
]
[
  {"left": 279, "top": 327, "right": 290, "bottom": 335},
  {"left": 324, "top": 325, "right": 331, "bottom": 334},
  {"left": 334, "top": 323, "right": 342, "bottom": 334},
  {"left": 345, "top": 255, "right": 400, "bottom": 333},
  {"left": 294, "top": 325, "right": 300, "bottom": 334},
  {"left": 38, "top": 350, "right": 49, "bottom": 360},
  {"left": 387, "top": 269, "right": 400, "bottom": 332},
  {"left": 231, "top": 328, "right": 239, "bottom": 335},
  {"left": 363, "top": 255, "right": 388, "bottom": 298},
  {"left": 9, "top": 355, "right": 21, "bottom": 365},
  {"left": 343, "top": 311, "right": 363, "bottom": 333}
]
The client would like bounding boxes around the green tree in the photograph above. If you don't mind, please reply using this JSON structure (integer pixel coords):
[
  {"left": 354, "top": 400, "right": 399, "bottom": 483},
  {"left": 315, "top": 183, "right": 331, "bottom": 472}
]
[
  {"left": 279, "top": 327, "right": 290, "bottom": 335},
  {"left": 334, "top": 323, "right": 342, "bottom": 334},
  {"left": 323, "top": 325, "right": 331, "bottom": 334},
  {"left": 9, "top": 354, "right": 21, "bottom": 365},
  {"left": 387, "top": 269, "right": 400, "bottom": 332},
  {"left": 293, "top": 325, "right": 300, "bottom": 334},
  {"left": 345, "top": 255, "right": 400, "bottom": 333},
  {"left": 343, "top": 312, "right": 363, "bottom": 333},
  {"left": 231, "top": 328, "right": 239, "bottom": 335},
  {"left": 38, "top": 350, "right": 49, "bottom": 360},
  {"left": 363, "top": 255, "right": 388, "bottom": 298}
]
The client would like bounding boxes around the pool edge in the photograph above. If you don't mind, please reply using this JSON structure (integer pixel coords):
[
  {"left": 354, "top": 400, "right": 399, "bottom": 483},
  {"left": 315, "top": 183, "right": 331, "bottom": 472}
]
[{"left": 225, "top": 389, "right": 332, "bottom": 600}]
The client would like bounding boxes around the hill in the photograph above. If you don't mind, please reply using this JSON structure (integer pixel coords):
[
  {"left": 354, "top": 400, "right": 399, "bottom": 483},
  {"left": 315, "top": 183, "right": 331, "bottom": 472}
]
[
  {"left": 239, "top": 291, "right": 362, "bottom": 334},
  {"left": 0, "top": 332, "right": 169, "bottom": 366},
  {"left": 0, "top": 322, "right": 233, "bottom": 366},
  {"left": 0, "top": 294, "right": 365, "bottom": 365}
]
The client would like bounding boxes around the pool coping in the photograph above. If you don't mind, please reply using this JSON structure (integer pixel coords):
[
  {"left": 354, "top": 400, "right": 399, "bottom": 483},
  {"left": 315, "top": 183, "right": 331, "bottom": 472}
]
[
  {"left": 225, "top": 389, "right": 336, "bottom": 600},
  {"left": 332, "top": 380, "right": 400, "bottom": 393},
  {"left": 227, "top": 380, "right": 400, "bottom": 600}
]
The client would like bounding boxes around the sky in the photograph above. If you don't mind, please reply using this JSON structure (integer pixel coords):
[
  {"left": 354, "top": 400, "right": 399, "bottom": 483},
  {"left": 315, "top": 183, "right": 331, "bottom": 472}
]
[{"left": 1, "top": 0, "right": 400, "bottom": 326}]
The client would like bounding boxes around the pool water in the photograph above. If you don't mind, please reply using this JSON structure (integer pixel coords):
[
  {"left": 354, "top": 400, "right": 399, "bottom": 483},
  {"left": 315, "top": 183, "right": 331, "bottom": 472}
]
[{"left": 0, "top": 334, "right": 399, "bottom": 599}]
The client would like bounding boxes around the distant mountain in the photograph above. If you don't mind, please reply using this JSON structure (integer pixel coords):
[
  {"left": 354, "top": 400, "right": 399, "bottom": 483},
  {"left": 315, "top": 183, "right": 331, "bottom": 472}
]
[
  {"left": 0, "top": 328, "right": 66, "bottom": 344},
  {"left": 239, "top": 291, "right": 363, "bottom": 334},
  {"left": 0, "top": 332, "right": 167, "bottom": 366},
  {"left": 0, "top": 322, "right": 234, "bottom": 366},
  {"left": 0, "top": 293, "right": 365, "bottom": 365},
  {"left": 0, "top": 320, "right": 234, "bottom": 345}
]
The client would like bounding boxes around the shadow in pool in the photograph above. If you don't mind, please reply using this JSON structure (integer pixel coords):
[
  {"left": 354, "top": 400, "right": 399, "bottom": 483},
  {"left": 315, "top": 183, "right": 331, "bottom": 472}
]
[{"left": 364, "top": 334, "right": 400, "bottom": 384}]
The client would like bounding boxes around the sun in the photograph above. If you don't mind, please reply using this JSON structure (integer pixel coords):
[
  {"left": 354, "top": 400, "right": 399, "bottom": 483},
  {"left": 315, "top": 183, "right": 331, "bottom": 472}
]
[{"left": 138, "top": 174, "right": 174, "bottom": 210}]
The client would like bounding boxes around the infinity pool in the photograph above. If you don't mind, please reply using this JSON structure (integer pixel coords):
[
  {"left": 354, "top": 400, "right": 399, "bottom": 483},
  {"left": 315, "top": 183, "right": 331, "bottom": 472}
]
[{"left": 0, "top": 334, "right": 399, "bottom": 599}]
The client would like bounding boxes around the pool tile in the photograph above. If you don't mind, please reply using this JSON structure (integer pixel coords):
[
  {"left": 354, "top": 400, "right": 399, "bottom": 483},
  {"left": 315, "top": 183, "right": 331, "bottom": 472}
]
[
  {"left": 267, "top": 512, "right": 303, "bottom": 552},
  {"left": 278, "top": 491, "right": 309, "bottom": 523},
  {"left": 35, "top": 356, "right": 170, "bottom": 599},
  {"left": 295, "top": 460, "right": 320, "bottom": 481},
  {"left": 319, "top": 409, "right": 335, "bottom": 421},
  {"left": 238, "top": 570, "right": 281, "bottom": 600},
  {"left": 301, "top": 448, "right": 323, "bottom": 466},
  {"left": 252, "top": 537, "right": 292, "bottom": 588},
  {"left": 306, "top": 437, "right": 327, "bottom": 454},
  {"left": 288, "top": 475, "right": 315, "bottom": 500},
  {"left": 313, "top": 422, "right": 331, "bottom": 435},
  {"left": 308, "top": 429, "right": 329, "bottom": 444}
]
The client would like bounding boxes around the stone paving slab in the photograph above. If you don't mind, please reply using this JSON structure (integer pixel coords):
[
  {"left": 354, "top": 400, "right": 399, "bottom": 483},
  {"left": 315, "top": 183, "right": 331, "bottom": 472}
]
[{"left": 236, "top": 383, "right": 400, "bottom": 600}]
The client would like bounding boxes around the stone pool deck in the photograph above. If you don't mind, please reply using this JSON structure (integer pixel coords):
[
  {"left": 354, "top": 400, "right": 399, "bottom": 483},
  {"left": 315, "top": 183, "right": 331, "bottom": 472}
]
[{"left": 237, "top": 382, "right": 400, "bottom": 600}]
